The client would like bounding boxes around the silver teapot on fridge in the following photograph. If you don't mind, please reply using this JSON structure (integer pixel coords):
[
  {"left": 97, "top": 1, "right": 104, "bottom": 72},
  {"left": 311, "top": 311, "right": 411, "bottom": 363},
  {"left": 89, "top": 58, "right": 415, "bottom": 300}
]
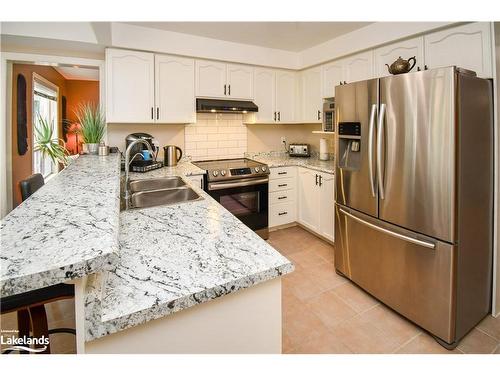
[{"left": 163, "top": 145, "right": 183, "bottom": 167}]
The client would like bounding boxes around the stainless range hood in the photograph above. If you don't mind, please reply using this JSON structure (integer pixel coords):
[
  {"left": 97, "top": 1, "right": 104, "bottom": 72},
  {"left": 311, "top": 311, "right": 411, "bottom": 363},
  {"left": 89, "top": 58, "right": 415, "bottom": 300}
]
[{"left": 196, "top": 98, "right": 258, "bottom": 113}]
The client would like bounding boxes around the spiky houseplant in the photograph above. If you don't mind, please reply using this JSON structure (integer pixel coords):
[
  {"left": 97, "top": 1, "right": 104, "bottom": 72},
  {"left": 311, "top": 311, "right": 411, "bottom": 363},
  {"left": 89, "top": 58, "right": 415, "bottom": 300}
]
[
  {"left": 75, "top": 102, "right": 106, "bottom": 154},
  {"left": 34, "top": 114, "right": 69, "bottom": 169}
]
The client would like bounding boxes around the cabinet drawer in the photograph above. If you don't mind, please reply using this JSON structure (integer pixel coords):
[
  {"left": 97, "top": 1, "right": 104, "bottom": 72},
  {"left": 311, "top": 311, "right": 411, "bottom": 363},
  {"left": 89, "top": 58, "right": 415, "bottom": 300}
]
[
  {"left": 270, "top": 190, "right": 295, "bottom": 205},
  {"left": 269, "top": 202, "right": 296, "bottom": 227},
  {"left": 269, "top": 177, "right": 295, "bottom": 192},
  {"left": 270, "top": 167, "right": 296, "bottom": 180}
]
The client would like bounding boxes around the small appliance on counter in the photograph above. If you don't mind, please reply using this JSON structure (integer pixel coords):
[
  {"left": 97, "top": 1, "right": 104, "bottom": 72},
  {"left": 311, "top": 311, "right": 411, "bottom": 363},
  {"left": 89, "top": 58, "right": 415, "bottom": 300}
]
[
  {"left": 288, "top": 143, "right": 310, "bottom": 157},
  {"left": 163, "top": 145, "right": 183, "bottom": 167},
  {"left": 123, "top": 133, "right": 163, "bottom": 172}
]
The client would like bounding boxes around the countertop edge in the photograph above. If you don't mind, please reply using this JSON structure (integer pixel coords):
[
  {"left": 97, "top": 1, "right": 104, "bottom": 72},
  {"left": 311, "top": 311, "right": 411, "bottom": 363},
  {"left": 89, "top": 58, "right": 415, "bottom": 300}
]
[{"left": 84, "top": 261, "right": 294, "bottom": 342}]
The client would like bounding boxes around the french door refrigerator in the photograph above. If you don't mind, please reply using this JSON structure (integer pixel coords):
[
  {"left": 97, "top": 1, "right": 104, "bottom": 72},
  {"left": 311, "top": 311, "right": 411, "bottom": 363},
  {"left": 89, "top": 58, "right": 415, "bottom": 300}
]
[{"left": 334, "top": 66, "right": 493, "bottom": 348}]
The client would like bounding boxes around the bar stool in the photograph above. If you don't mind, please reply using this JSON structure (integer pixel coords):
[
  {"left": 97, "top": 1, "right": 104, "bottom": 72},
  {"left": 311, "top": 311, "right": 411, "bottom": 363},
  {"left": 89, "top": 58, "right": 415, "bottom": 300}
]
[{"left": 1, "top": 173, "right": 76, "bottom": 354}]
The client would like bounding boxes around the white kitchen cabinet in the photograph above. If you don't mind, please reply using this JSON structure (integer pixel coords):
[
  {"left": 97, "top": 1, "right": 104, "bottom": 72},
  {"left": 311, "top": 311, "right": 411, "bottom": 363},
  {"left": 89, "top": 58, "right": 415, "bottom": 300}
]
[
  {"left": 298, "top": 168, "right": 319, "bottom": 231},
  {"left": 374, "top": 37, "right": 425, "bottom": 77},
  {"left": 298, "top": 167, "right": 334, "bottom": 242},
  {"left": 155, "top": 55, "right": 195, "bottom": 124},
  {"left": 195, "top": 60, "right": 227, "bottom": 98},
  {"left": 275, "top": 70, "right": 296, "bottom": 123},
  {"left": 424, "top": 22, "right": 493, "bottom": 78},
  {"left": 343, "top": 50, "right": 374, "bottom": 84},
  {"left": 196, "top": 60, "right": 254, "bottom": 99},
  {"left": 318, "top": 173, "right": 335, "bottom": 242},
  {"left": 253, "top": 68, "right": 276, "bottom": 123},
  {"left": 301, "top": 67, "right": 322, "bottom": 123},
  {"left": 269, "top": 167, "right": 297, "bottom": 228},
  {"left": 322, "top": 60, "right": 344, "bottom": 98},
  {"left": 226, "top": 63, "right": 254, "bottom": 100},
  {"left": 106, "top": 49, "right": 155, "bottom": 123}
]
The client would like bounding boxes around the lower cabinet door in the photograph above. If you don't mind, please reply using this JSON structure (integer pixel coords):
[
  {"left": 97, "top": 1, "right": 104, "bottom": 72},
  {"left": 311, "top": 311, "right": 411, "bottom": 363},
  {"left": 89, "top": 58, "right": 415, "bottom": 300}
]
[
  {"left": 270, "top": 202, "right": 296, "bottom": 227},
  {"left": 318, "top": 172, "right": 335, "bottom": 242},
  {"left": 298, "top": 168, "right": 319, "bottom": 231}
]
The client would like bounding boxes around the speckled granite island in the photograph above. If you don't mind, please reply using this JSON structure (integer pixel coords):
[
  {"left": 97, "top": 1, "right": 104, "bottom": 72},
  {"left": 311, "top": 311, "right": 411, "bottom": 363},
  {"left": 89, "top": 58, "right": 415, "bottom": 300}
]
[{"left": 1, "top": 155, "right": 293, "bottom": 353}]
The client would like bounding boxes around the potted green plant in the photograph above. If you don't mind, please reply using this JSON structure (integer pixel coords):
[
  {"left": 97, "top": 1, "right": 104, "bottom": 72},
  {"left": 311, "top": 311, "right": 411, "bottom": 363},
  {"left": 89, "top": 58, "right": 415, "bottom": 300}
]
[
  {"left": 75, "top": 102, "right": 106, "bottom": 155},
  {"left": 34, "top": 114, "right": 69, "bottom": 170}
]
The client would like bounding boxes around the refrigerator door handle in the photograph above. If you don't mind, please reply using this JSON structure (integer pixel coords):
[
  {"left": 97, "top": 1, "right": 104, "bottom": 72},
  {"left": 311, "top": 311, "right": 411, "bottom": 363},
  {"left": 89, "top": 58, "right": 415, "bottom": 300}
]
[
  {"left": 368, "top": 104, "right": 377, "bottom": 197},
  {"left": 339, "top": 208, "right": 436, "bottom": 249},
  {"left": 377, "top": 103, "right": 387, "bottom": 200}
]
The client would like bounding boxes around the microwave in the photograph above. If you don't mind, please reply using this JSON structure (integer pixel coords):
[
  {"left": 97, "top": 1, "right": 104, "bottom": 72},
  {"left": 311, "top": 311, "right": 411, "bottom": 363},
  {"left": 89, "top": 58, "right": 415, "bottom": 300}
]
[{"left": 323, "top": 99, "right": 335, "bottom": 132}]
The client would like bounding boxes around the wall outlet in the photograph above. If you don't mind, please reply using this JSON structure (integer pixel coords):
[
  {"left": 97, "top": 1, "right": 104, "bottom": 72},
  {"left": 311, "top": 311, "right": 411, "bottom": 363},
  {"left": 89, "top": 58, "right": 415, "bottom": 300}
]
[{"left": 280, "top": 137, "right": 287, "bottom": 144}]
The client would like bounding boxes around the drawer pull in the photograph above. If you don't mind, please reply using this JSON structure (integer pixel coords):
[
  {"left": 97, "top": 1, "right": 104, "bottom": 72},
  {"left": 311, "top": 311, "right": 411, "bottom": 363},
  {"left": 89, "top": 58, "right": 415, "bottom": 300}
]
[
  {"left": 278, "top": 211, "right": 288, "bottom": 216},
  {"left": 277, "top": 196, "right": 287, "bottom": 200},
  {"left": 277, "top": 172, "right": 287, "bottom": 175},
  {"left": 278, "top": 184, "right": 287, "bottom": 187}
]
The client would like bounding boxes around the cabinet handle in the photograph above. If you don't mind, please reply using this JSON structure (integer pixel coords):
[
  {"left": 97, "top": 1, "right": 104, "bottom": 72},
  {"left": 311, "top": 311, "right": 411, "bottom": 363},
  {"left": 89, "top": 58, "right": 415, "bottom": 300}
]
[
  {"left": 278, "top": 211, "right": 288, "bottom": 216},
  {"left": 228, "top": 84, "right": 231, "bottom": 96},
  {"left": 339, "top": 81, "right": 343, "bottom": 85},
  {"left": 151, "top": 107, "right": 154, "bottom": 120},
  {"left": 278, "top": 111, "right": 281, "bottom": 121},
  {"left": 156, "top": 107, "right": 159, "bottom": 120},
  {"left": 274, "top": 111, "right": 277, "bottom": 121},
  {"left": 319, "top": 175, "right": 323, "bottom": 187},
  {"left": 278, "top": 183, "right": 287, "bottom": 187},
  {"left": 344, "top": 81, "right": 347, "bottom": 84},
  {"left": 318, "top": 110, "right": 321, "bottom": 121},
  {"left": 277, "top": 172, "right": 287, "bottom": 175},
  {"left": 424, "top": 65, "right": 428, "bottom": 70},
  {"left": 277, "top": 196, "right": 287, "bottom": 200},
  {"left": 224, "top": 84, "right": 227, "bottom": 95},
  {"left": 315, "top": 174, "right": 318, "bottom": 185}
]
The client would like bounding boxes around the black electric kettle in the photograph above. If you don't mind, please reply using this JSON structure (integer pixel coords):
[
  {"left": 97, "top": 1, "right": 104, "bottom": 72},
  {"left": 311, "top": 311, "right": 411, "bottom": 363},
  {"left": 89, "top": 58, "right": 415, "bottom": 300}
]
[{"left": 163, "top": 145, "right": 183, "bottom": 167}]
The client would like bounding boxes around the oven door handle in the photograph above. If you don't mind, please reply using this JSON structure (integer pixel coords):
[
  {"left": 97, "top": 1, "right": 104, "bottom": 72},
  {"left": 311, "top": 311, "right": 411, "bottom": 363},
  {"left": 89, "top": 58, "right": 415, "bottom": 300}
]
[{"left": 208, "top": 177, "right": 269, "bottom": 191}]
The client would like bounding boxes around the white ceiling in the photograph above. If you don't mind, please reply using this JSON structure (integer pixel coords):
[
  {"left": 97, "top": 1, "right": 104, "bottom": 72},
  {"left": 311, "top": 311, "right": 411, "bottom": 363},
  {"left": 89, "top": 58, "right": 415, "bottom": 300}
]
[
  {"left": 54, "top": 66, "right": 99, "bottom": 81},
  {"left": 124, "top": 22, "right": 372, "bottom": 52}
]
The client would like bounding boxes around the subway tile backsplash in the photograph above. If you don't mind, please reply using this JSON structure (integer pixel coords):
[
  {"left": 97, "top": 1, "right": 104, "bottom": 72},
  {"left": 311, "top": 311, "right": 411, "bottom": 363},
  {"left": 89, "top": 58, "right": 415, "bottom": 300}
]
[{"left": 185, "top": 113, "right": 247, "bottom": 160}]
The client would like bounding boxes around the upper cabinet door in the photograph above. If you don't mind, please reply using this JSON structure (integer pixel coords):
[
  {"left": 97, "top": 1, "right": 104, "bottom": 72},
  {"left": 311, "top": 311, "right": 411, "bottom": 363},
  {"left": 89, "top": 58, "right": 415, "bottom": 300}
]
[
  {"left": 155, "top": 55, "right": 195, "bottom": 124},
  {"left": 253, "top": 68, "right": 276, "bottom": 123},
  {"left": 302, "top": 67, "right": 322, "bottom": 123},
  {"left": 374, "top": 37, "right": 425, "bottom": 77},
  {"left": 343, "top": 51, "right": 374, "bottom": 84},
  {"left": 106, "top": 49, "right": 155, "bottom": 123},
  {"left": 275, "top": 70, "right": 297, "bottom": 123},
  {"left": 424, "top": 22, "right": 493, "bottom": 78},
  {"left": 195, "top": 60, "right": 227, "bottom": 98},
  {"left": 226, "top": 63, "right": 254, "bottom": 100},
  {"left": 322, "top": 60, "right": 344, "bottom": 98}
]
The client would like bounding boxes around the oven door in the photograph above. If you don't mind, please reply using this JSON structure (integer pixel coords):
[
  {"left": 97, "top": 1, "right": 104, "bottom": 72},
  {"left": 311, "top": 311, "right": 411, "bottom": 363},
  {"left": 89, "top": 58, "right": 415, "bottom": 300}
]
[{"left": 207, "top": 177, "right": 269, "bottom": 239}]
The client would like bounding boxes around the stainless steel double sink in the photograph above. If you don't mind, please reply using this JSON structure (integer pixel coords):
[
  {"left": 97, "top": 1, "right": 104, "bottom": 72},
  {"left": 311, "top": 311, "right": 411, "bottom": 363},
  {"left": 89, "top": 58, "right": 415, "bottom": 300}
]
[{"left": 122, "top": 176, "right": 203, "bottom": 210}]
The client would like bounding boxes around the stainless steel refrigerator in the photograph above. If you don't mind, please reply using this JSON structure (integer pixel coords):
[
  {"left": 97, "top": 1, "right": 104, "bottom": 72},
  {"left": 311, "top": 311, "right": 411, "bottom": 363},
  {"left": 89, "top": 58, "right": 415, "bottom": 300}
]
[{"left": 334, "top": 66, "right": 493, "bottom": 348}]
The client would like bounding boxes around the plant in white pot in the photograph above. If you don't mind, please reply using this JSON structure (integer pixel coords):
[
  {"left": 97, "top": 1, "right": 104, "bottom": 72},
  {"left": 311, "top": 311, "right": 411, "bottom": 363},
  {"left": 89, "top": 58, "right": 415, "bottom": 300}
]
[
  {"left": 75, "top": 102, "right": 105, "bottom": 155},
  {"left": 34, "top": 114, "right": 70, "bottom": 170}
]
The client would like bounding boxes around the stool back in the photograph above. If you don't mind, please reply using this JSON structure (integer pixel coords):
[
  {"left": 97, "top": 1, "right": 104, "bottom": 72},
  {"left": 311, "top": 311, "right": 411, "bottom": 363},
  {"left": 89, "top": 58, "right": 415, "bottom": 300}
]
[{"left": 20, "top": 173, "right": 45, "bottom": 202}]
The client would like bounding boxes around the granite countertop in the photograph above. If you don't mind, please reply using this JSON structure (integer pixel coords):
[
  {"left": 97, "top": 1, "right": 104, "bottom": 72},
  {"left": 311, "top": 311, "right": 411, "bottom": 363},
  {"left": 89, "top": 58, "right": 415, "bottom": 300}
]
[
  {"left": 246, "top": 151, "right": 335, "bottom": 174},
  {"left": 0, "top": 154, "right": 121, "bottom": 297},
  {"left": 85, "top": 165, "right": 293, "bottom": 341}
]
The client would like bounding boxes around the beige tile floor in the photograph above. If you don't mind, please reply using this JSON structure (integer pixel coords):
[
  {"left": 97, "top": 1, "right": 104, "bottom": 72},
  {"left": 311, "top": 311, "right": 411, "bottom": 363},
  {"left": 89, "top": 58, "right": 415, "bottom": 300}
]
[
  {"left": 2, "top": 225, "right": 499, "bottom": 355},
  {"left": 268, "top": 225, "right": 500, "bottom": 354}
]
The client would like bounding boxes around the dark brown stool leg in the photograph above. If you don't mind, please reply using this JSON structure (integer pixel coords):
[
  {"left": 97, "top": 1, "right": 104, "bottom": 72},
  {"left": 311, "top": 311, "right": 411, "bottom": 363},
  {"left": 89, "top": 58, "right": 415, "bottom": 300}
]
[
  {"left": 29, "top": 305, "right": 51, "bottom": 354},
  {"left": 16, "top": 309, "right": 31, "bottom": 354}
]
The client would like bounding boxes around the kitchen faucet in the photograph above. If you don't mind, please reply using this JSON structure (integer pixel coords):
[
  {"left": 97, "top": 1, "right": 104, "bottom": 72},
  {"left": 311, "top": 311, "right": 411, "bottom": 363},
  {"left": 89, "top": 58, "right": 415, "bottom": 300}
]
[{"left": 124, "top": 139, "right": 155, "bottom": 208}]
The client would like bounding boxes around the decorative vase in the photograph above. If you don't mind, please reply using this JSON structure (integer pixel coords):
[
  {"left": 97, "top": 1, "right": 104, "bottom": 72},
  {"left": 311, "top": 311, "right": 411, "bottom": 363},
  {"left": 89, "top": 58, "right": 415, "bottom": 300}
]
[{"left": 86, "top": 143, "right": 99, "bottom": 155}]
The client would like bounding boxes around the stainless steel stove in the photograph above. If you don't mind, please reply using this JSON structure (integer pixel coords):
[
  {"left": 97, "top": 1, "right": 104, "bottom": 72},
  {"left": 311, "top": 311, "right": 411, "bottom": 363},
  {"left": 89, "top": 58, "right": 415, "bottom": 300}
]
[{"left": 193, "top": 158, "right": 270, "bottom": 239}]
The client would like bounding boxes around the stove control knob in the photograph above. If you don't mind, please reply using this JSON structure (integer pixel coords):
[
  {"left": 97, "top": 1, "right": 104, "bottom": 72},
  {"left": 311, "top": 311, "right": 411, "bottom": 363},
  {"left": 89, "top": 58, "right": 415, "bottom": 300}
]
[
  {"left": 261, "top": 166, "right": 267, "bottom": 172},
  {"left": 255, "top": 167, "right": 260, "bottom": 173},
  {"left": 220, "top": 170, "right": 226, "bottom": 176},
  {"left": 212, "top": 170, "right": 219, "bottom": 177}
]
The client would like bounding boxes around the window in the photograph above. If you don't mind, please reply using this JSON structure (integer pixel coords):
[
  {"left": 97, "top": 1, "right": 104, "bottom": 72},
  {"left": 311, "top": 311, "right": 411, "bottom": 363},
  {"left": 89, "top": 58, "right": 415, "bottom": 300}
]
[{"left": 33, "top": 74, "right": 59, "bottom": 178}]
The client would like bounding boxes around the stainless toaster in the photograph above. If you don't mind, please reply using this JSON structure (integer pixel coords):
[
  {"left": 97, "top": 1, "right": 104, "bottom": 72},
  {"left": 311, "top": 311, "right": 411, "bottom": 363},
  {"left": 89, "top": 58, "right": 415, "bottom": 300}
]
[{"left": 289, "top": 143, "right": 311, "bottom": 157}]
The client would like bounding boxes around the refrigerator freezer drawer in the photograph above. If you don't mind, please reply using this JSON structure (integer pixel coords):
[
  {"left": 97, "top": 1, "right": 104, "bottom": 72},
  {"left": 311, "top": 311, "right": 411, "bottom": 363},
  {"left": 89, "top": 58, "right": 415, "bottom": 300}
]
[{"left": 335, "top": 204, "right": 456, "bottom": 343}]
